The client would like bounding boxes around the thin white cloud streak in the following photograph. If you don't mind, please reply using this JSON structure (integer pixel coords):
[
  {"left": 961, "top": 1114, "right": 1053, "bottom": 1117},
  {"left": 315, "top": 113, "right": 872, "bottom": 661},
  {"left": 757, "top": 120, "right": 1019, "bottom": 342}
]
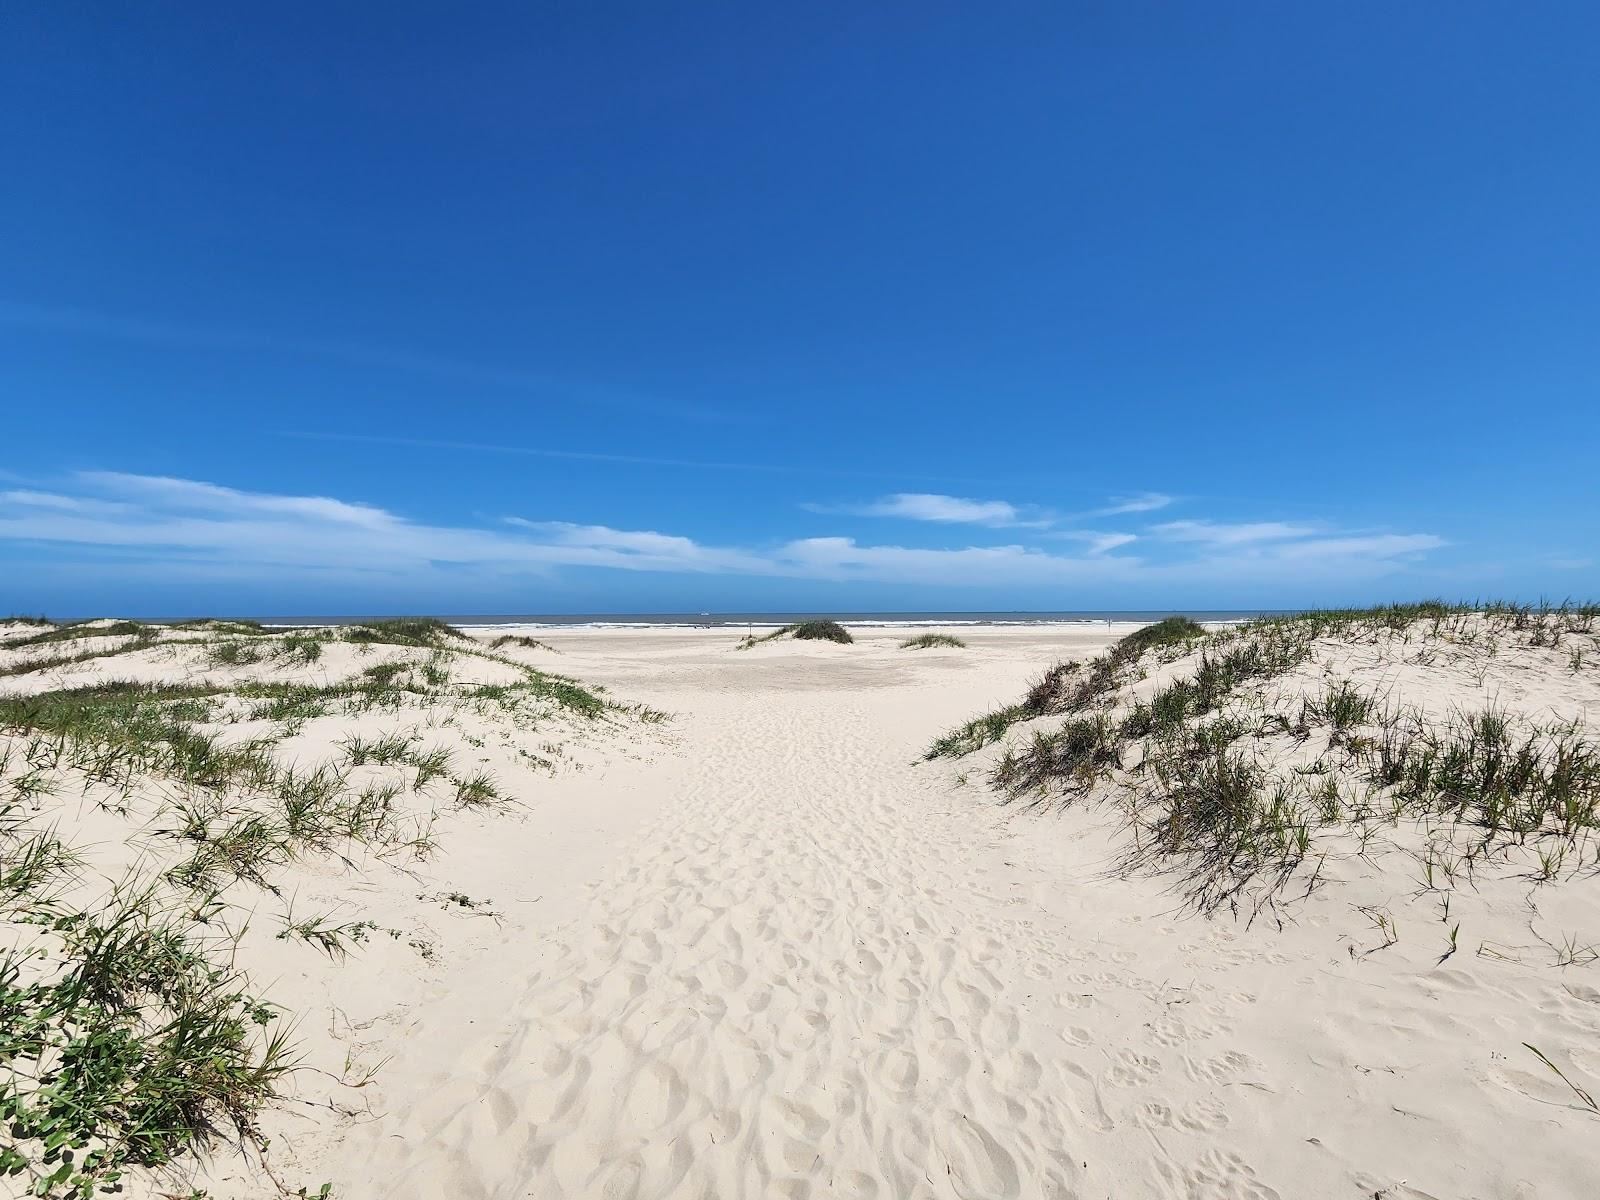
[
  {"left": 1150, "top": 519, "right": 1321, "bottom": 545},
  {"left": 78, "top": 473, "right": 396, "bottom": 528},
  {"left": 0, "top": 472, "right": 1448, "bottom": 590},
  {"left": 812, "top": 490, "right": 1174, "bottom": 530},
  {"left": 1267, "top": 534, "right": 1445, "bottom": 559},
  {"left": 0, "top": 490, "right": 134, "bottom": 517},
  {"left": 1148, "top": 521, "right": 1444, "bottom": 560},
  {"left": 1088, "top": 492, "right": 1173, "bottom": 517},
  {"left": 811, "top": 492, "right": 1050, "bottom": 527},
  {"left": 1047, "top": 530, "right": 1140, "bottom": 555}
]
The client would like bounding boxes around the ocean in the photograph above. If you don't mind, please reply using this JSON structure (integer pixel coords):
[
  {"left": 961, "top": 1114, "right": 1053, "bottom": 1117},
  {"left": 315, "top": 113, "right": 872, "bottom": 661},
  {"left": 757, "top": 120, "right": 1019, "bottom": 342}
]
[{"left": 242, "top": 610, "right": 1279, "bottom": 630}]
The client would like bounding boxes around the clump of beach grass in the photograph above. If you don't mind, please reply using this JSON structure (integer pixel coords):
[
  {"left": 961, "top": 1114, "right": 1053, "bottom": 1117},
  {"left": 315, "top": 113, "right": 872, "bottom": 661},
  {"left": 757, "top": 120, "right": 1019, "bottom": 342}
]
[
  {"left": 491, "top": 634, "right": 557, "bottom": 653},
  {"left": 1110, "top": 615, "right": 1207, "bottom": 662},
  {"left": 900, "top": 633, "right": 966, "bottom": 650},
  {"left": 737, "top": 619, "right": 854, "bottom": 649},
  {"left": 790, "top": 620, "right": 852, "bottom": 643},
  {"left": 924, "top": 706, "right": 1027, "bottom": 760}
]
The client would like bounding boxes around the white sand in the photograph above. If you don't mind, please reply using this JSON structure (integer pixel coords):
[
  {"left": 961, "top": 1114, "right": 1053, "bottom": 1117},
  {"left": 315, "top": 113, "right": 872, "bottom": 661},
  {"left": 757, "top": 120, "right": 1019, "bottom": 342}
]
[{"left": 6, "top": 621, "right": 1598, "bottom": 1198}]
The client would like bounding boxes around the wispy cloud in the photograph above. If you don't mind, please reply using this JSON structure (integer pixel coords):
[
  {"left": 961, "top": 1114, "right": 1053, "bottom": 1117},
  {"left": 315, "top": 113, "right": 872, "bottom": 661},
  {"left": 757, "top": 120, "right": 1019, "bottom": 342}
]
[
  {"left": 77, "top": 472, "right": 397, "bottom": 528},
  {"left": 1266, "top": 534, "right": 1446, "bottom": 560},
  {"left": 1047, "top": 530, "right": 1140, "bottom": 555},
  {"left": 811, "top": 490, "right": 1178, "bottom": 531},
  {"left": 1149, "top": 519, "right": 1446, "bottom": 562},
  {"left": 0, "top": 489, "right": 134, "bottom": 517},
  {"left": 1089, "top": 492, "right": 1173, "bottom": 517},
  {"left": 809, "top": 492, "right": 1051, "bottom": 527},
  {"left": 0, "top": 471, "right": 1449, "bottom": 596},
  {"left": 1150, "top": 519, "right": 1320, "bottom": 546}
]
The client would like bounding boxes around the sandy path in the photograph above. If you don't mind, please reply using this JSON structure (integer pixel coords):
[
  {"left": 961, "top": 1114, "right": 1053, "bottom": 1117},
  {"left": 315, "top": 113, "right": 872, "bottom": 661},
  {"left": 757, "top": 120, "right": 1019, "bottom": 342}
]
[
  {"left": 255, "top": 628, "right": 1595, "bottom": 1200},
  {"left": 306, "top": 631, "right": 1259, "bottom": 1199},
  {"left": 374, "top": 691, "right": 1106, "bottom": 1199}
]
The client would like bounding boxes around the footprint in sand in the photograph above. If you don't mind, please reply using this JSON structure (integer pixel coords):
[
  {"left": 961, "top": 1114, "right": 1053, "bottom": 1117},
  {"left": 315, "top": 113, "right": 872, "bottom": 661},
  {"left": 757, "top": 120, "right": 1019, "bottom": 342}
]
[
  {"left": 931, "top": 1110, "right": 1023, "bottom": 1200},
  {"left": 1103, "top": 1048, "right": 1163, "bottom": 1087},
  {"left": 1175, "top": 1148, "right": 1281, "bottom": 1200},
  {"left": 1175, "top": 1094, "right": 1231, "bottom": 1132},
  {"left": 1183, "top": 1048, "right": 1261, "bottom": 1083}
]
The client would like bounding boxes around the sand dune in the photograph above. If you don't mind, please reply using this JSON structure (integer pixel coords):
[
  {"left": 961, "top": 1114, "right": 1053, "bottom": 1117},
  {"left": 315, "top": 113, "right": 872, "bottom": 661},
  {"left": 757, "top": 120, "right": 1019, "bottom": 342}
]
[{"left": 4, "top": 618, "right": 1598, "bottom": 1199}]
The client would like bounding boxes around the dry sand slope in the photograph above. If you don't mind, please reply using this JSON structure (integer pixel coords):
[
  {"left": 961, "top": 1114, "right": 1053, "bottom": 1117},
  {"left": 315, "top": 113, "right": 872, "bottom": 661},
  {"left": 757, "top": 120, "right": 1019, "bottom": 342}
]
[{"left": 263, "top": 623, "right": 1596, "bottom": 1200}]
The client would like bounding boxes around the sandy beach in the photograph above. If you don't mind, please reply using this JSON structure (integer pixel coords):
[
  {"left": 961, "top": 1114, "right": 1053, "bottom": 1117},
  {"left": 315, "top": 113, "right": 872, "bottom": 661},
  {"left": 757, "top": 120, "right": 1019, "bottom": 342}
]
[
  {"left": 3, "top": 615, "right": 1598, "bottom": 1199},
  {"left": 13, "top": 7, "right": 1600, "bottom": 1197}
]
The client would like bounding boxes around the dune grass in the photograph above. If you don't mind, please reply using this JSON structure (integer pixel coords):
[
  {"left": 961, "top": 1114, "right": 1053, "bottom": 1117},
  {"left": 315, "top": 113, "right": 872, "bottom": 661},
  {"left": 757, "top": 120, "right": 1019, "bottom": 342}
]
[
  {"left": 491, "top": 634, "right": 557, "bottom": 653},
  {"left": 900, "top": 633, "right": 966, "bottom": 650},
  {"left": 929, "top": 601, "right": 1600, "bottom": 910},
  {"left": 1109, "top": 615, "right": 1206, "bottom": 662},
  {"left": 4, "top": 621, "right": 156, "bottom": 650},
  {"left": 736, "top": 627, "right": 788, "bottom": 649},
  {"left": 345, "top": 617, "right": 470, "bottom": 647},
  {"left": 0, "top": 875, "right": 293, "bottom": 1198},
  {"left": 792, "top": 620, "right": 852, "bottom": 643},
  {"left": 0, "top": 615, "right": 657, "bottom": 1192},
  {"left": 924, "top": 706, "right": 1028, "bottom": 760},
  {"left": 737, "top": 619, "right": 854, "bottom": 649},
  {"left": 927, "top": 614, "right": 1264, "bottom": 761},
  {"left": 170, "top": 619, "right": 268, "bottom": 636}
]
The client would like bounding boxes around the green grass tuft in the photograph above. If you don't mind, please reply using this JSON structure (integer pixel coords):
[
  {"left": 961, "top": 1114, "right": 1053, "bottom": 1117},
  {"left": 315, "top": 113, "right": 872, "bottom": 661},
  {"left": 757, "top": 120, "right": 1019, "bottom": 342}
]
[
  {"left": 1110, "top": 615, "right": 1207, "bottom": 663},
  {"left": 900, "top": 633, "right": 966, "bottom": 649},
  {"left": 490, "top": 634, "right": 557, "bottom": 653},
  {"left": 0, "top": 882, "right": 293, "bottom": 1197},
  {"left": 737, "top": 620, "right": 854, "bottom": 649},
  {"left": 925, "top": 706, "right": 1027, "bottom": 759},
  {"left": 344, "top": 618, "right": 468, "bottom": 647},
  {"left": 790, "top": 620, "right": 852, "bottom": 644}
]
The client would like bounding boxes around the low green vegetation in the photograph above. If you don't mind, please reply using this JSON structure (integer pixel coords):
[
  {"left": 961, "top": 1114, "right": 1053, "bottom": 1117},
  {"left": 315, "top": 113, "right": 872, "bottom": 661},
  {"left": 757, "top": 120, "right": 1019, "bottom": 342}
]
[
  {"left": 925, "top": 617, "right": 1212, "bottom": 761},
  {"left": 345, "top": 617, "right": 470, "bottom": 647},
  {"left": 1108, "top": 615, "right": 1206, "bottom": 662},
  {"left": 3, "top": 621, "right": 155, "bottom": 650},
  {"left": 491, "top": 634, "right": 557, "bottom": 653},
  {"left": 925, "top": 706, "right": 1028, "bottom": 759},
  {"left": 792, "top": 620, "right": 852, "bottom": 643},
  {"left": 930, "top": 601, "right": 1600, "bottom": 910},
  {"left": 170, "top": 619, "right": 267, "bottom": 635},
  {"left": 737, "top": 619, "right": 854, "bottom": 649},
  {"left": 0, "top": 879, "right": 292, "bottom": 1199},
  {"left": 900, "top": 632, "right": 966, "bottom": 650},
  {"left": 0, "top": 615, "right": 651, "bottom": 1195}
]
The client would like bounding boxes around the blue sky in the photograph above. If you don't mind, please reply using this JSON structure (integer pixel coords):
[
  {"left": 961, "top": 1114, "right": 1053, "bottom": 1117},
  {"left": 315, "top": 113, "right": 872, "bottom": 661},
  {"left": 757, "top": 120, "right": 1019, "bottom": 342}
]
[{"left": 3, "top": 4, "right": 1596, "bottom": 616}]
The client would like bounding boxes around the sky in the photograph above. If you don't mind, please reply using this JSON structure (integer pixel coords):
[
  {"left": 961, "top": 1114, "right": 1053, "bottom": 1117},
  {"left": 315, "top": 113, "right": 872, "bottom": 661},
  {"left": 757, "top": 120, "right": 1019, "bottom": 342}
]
[{"left": 3, "top": 3, "right": 1597, "bottom": 616}]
